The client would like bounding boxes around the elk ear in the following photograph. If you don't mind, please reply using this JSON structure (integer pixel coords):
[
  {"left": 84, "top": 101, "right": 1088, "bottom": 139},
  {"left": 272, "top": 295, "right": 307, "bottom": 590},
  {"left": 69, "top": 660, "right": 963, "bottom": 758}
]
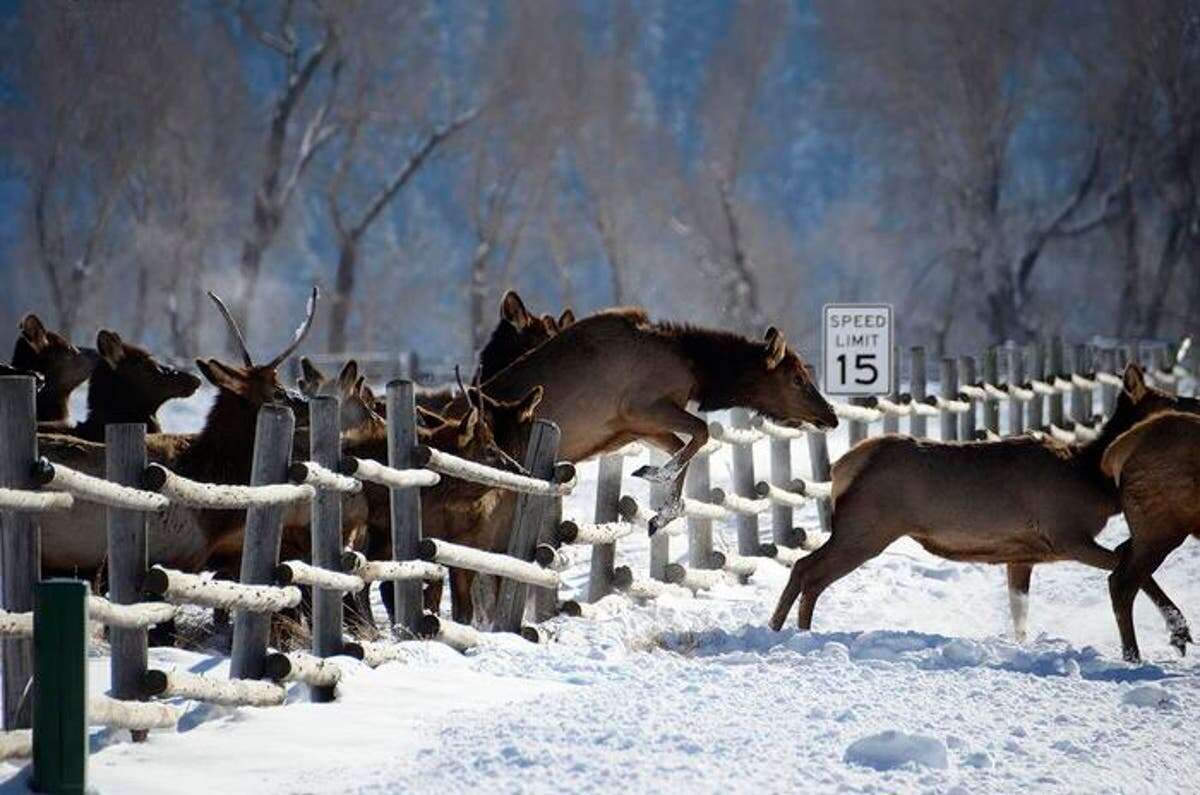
[
  {"left": 1122, "top": 363, "right": 1148, "bottom": 403},
  {"left": 298, "top": 357, "right": 325, "bottom": 391},
  {"left": 558, "top": 309, "right": 576, "bottom": 328},
  {"left": 512, "top": 385, "right": 543, "bottom": 423},
  {"left": 457, "top": 406, "right": 481, "bottom": 448},
  {"left": 19, "top": 314, "right": 48, "bottom": 353},
  {"left": 337, "top": 360, "right": 360, "bottom": 395},
  {"left": 500, "top": 290, "right": 532, "bottom": 329},
  {"left": 764, "top": 326, "right": 787, "bottom": 370},
  {"left": 196, "top": 358, "right": 250, "bottom": 396},
  {"left": 96, "top": 330, "right": 125, "bottom": 369}
]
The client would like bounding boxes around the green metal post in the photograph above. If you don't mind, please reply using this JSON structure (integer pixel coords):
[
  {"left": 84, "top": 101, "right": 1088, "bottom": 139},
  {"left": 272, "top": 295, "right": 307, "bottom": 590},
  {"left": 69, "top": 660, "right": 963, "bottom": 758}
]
[{"left": 32, "top": 579, "right": 88, "bottom": 794}]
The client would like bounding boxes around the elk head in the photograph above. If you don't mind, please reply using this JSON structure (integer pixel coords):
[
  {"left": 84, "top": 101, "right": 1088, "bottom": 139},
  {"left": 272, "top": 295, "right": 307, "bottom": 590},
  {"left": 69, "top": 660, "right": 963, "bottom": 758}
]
[
  {"left": 417, "top": 378, "right": 543, "bottom": 477},
  {"left": 746, "top": 326, "right": 838, "bottom": 430},
  {"left": 197, "top": 287, "right": 318, "bottom": 422},
  {"left": 297, "top": 357, "right": 383, "bottom": 434},
  {"left": 89, "top": 329, "right": 201, "bottom": 423},
  {"left": 478, "top": 290, "right": 566, "bottom": 381},
  {"left": 1101, "top": 363, "right": 1200, "bottom": 439},
  {"left": 11, "top": 313, "right": 99, "bottom": 403}
]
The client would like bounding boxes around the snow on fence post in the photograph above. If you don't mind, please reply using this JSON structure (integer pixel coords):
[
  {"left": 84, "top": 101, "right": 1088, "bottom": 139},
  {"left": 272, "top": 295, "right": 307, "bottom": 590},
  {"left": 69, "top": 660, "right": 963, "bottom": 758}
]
[
  {"left": 958, "top": 356, "right": 976, "bottom": 440},
  {"left": 768, "top": 420, "right": 793, "bottom": 544},
  {"left": 648, "top": 449, "right": 671, "bottom": 581},
  {"left": 939, "top": 358, "right": 958, "bottom": 441},
  {"left": 909, "top": 346, "right": 927, "bottom": 438},
  {"left": 686, "top": 418, "right": 715, "bottom": 568},
  {"left": 1048, "top": 336, "right": 1065, "bottom": 429},
  {"left": 494, "top": 420, "right": 561, "bottom": 633},
  {"left": 32, "top": 579, "right": 87, "bottom": 793},
  {"left": 106, "top": 423, "right": 151, "bottom": 740},
  {"left": 730, "top": 408, "right": 759, "bottom": 556},
  {"left": 982, "top": 347, "right": 1000, "bottom": 434},
  {"left": 804, "top": 430, "right": 833, "bottom": 535},
  {"left": 308, "top": 396, "right": 342, "bottom": 703},
  {"left": 587, "top": 454, "right": 624, "bottom": 601},
  {"left": 230, "top": 404, "right": 296, "bottom": 681},
  {"left": 0, "top": 375, "right": 39, "bottom": 730},
  {"left": 1006, "top": 344, "right": 1025, "bottom": 437},
  {"left": 1071, "top": 343, "right": 1087, "bottom": 427},
  {"left": 883, "top": 346, "right": 901, "bottom": 434},
  {"left": 1100, "top": 347, "right": 1118, "bottom": 416},
  {"left": 1027, "top": 342, "right": 1045, "bottom": 430},
  {"left": 386, "top": 380, "right": 423, "bottom": 637},
  {"left": 533, "top": 493, "right": 563, "bottom": 622}
]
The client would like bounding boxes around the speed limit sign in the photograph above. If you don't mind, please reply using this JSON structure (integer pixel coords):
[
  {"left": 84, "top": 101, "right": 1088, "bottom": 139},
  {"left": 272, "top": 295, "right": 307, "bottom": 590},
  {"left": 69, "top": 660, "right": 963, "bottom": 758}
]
[{"left": 822, "top": 304, "right": 893, "bottom": 396}]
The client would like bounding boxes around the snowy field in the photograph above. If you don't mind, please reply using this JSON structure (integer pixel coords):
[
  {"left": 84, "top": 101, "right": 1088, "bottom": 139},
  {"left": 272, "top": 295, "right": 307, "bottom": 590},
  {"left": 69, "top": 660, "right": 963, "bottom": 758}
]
[{"left": 3, "top": 386, "right": 1199, "bottom": 794}]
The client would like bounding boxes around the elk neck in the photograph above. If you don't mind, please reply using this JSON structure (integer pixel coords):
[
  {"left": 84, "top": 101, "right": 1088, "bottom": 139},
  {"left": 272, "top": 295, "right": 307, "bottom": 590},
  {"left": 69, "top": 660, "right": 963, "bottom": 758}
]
[{"left": 177, "top": 391, "right": 260, "bottom": 485}]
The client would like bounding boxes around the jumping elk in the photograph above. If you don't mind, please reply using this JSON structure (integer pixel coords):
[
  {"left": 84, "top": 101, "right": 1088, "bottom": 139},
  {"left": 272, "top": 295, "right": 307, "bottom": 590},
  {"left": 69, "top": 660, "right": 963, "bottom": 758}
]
[
  {"left": 769, "top": 364, "right": 1199, "bottom": 656},
  {"left": 1103, "top": 411, "right": 1200, "bottom": 661},
  {"left": 449, "top": 308, "right": 837, "bottom": 532}
]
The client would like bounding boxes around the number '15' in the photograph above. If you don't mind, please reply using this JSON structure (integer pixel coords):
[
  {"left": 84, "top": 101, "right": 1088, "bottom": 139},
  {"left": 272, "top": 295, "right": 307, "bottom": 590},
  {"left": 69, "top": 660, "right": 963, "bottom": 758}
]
[{"left": 836, "top": 353, "right": 879, "bottom": 385}]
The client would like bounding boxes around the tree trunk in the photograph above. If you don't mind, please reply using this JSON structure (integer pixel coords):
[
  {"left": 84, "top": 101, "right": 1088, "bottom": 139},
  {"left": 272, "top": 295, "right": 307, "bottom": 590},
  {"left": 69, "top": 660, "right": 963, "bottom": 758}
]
[
  {"left": 1142, "top": 214, "right": 1184, "bottom": 338},
  {"left": 1116, "top": 190, "right": 1141, "bottom": 337},
  {"left": 327, "top": 236, "right": 359, "bottom": 353},
  {"left": 468, "top": 242, "right": 492, "bottom": 356}
]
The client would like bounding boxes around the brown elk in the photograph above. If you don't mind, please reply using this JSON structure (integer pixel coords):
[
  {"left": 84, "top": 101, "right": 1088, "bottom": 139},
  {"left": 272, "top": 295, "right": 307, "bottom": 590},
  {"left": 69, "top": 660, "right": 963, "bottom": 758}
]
[
  {"left": 416, "top": 290, "right": 569, "bottom": 415},
  {"left": 69, "top": 330, "right": 202, "bottom": 442},
  {"left": 37, "top": 288, "right": 324, "bottom": 582},
  {"left": 11, "top": 313, "right": 98, "bottom": 424},
  {"left": 298, "top": 358, "right": 382, "bottom": 435},
  {"left": 453, "top": 309, "right": 837, "bottom": 532},
  {"left": 348, "top": 382, "right": 544, "bottom": 624},
  {"left": 769, "top": 365, "right": 1199, "bottom": 655},
  {"left": 1103, "top": 411, "right": 1200, "bottom": 661}
]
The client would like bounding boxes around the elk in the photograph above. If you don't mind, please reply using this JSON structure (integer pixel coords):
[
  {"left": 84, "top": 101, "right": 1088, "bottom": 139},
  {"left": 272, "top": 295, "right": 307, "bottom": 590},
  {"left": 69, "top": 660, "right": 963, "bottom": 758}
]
[
  {"left": 11, "top": 313, "right": 98, "bottom": 425},
  {"left": 69, "top": 330, "right": 202, "bottom": 442},
  {"left": 416, "top": 290, "right": 569, "bottom": 415},
  {"left": 298, "top": 358, "right": 382, "bottom": 435},
  {"left": 450, "top": 309, "right": 837, "bottom": 531},
  {"left": 769, "top": 365, "right": 1199, "bottom": 655},
  {"left": 37, "top": 288, "right": 326, "bottom": 582},
  {"left": 1103, "top": 411, "right": 1200, "bottom": 662},
  {"left": 346, "top": 377, "right": 543, "bottom": 625}
]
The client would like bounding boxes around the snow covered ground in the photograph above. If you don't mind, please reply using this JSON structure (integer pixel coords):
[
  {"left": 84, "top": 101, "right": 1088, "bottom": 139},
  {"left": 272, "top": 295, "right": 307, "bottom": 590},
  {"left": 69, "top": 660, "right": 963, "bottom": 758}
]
[{"left": 3, "top": 386, "right": 1198, "bottom": 794}]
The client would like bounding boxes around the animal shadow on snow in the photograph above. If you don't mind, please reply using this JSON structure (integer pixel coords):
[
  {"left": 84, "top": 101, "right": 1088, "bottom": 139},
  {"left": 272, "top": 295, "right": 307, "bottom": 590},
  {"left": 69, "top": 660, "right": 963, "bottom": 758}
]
[{"left": 655, "top": 625, "right": 1179, "bottom": 684}]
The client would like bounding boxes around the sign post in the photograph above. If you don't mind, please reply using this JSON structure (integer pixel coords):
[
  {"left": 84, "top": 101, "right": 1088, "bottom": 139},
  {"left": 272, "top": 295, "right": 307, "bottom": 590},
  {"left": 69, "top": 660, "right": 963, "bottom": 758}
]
[{"left": 822, "top": 304, "right": 894, "bottom": 396}]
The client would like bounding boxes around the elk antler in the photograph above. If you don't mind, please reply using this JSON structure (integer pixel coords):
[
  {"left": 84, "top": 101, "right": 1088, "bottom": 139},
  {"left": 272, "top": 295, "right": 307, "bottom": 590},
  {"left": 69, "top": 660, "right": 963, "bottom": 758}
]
[
  {"left": 454, "top": 365, "right": 477, "bottom": 411},
  {"left": 265, "top": 286, "right": 320, "bottom": 369},
  {"left": 207, "top": 291, "right": 254, "bottom": 368}
]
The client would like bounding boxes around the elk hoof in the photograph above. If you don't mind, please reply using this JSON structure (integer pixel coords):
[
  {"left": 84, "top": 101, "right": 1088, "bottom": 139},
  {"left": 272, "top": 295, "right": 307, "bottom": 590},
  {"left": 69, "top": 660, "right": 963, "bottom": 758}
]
[
  {"left": 632, "top": 463, "right": 681, "bottom": 485},
  {"left": 1122, "top": 647, "right": 1142, "bottom": 664},
  {"left": 647, "top": 498, "right": 684, "bottom": 535},
  {"left": 1171, "top": 628, "right": 1192, "bottom": 656}
]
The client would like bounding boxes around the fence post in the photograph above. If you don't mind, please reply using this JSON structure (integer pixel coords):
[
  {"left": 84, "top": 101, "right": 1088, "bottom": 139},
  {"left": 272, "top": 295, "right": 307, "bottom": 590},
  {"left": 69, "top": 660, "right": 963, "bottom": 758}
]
[
  {"left": 1101, "top": 348, "right": 1118, "bottom": 416},
  {"left": 958, "top": 356, "right": 976, "bottom": 440},
  {"left": 982, "top": 347, "right": 1000, "bottom": 434},
  {"left": 106, "top": 423, "right": 150, "bottom": 739},
  {"left": 648, "top": 449, "right": 671, "bottom": 581},
  {"left": 385, "top": 380, "right": 423, "bottom": 637},
  {"left": 587, "top": 454, "right": 623, "bottom": 601},
  {"left": 494, "top": 420, "right": 561, "bottom": 633},
  {"left": 1071, "top": 343, "right": 1087, "bottom": 427},
  {"left": 308, "top": 396, "right": 342, "bottom": 703},
  {"left": 883, "top": 345, "right": 901, "bottom": 435},
  {"left": 1048, "top": 336, "right": 1065, "bottom": 429},
  {"left": 1154, "top": 345, "right": 1175, "bottom": 395},
  {"left": 909, "top": 346, "right": 927, "bottom": 438},
  {"left": 32, "top": 579, "right": 88, "bottom": 794},
  {"left": 848, "top": 399, "right": 869, "bottom": 447},
  {"left": 0, "top": 375, "right": 39, "bottom": 730},
  {"left": 805, "top": 430, "right": 833, "bottom": 535},
  {"left": 1007, "top": 344, "right": 1025, "bottom": 436},
  {"left": 730, "top": 408, "right": 759, "bottom": 556},
  {"left": 1083, "top": 344, "right": 1097, "bottom": 417},
  {"left": 1027, "top": 342, "right": 1045, "bottom": 430},
  {"left": 939, "top": 358, "right": 958, "bottom": 441},
  {"left": 768, "top": 432, "right": 793, "bottom": 543},
  {"left": 685, "top": 440, "right": 714, "bottom": 566},
  {"left": 230, "top": 404, "right": 296, "bottom": 681},
  {"left": 533, "top": 494, "right": 563, "bottom": 621}
]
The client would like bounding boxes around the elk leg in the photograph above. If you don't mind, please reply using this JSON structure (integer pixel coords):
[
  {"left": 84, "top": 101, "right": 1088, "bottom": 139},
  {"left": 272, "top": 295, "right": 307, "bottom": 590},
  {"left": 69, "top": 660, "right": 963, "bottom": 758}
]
[
  {"left": 630, "top": 402, "right": 709, "bottom": 486},
  {"left": 1006, "top": 563, "right": 1033, "bottom": 643},
  {"left": 1109, "top": 538, "right": 1180, "bottom": 662},
  {"left": 449, "top": 569, "right": 475, "bottom": 625},
  {"left": 424, "top": 576, "right": 444, "bottom": 616},
  {"left": 1068, "top": 537, "right": 1190, "bottom": 653}
]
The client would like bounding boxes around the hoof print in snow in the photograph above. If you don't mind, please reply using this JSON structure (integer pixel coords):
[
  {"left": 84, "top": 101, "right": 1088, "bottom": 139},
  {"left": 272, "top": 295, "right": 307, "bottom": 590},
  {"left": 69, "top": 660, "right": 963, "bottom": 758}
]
[
  {"left": 1121, "top": 685, "right": 1179, "bottom": 710},
  {"left": 844, "top": 730, "right": 948, "bottom": 771}
]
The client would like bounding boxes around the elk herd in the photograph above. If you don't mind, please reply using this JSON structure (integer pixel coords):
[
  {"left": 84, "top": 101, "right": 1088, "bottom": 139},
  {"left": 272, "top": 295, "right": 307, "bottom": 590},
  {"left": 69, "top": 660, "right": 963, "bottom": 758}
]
[{"left": 1, "top": 288, "right": 1197, "bottom": 663}]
